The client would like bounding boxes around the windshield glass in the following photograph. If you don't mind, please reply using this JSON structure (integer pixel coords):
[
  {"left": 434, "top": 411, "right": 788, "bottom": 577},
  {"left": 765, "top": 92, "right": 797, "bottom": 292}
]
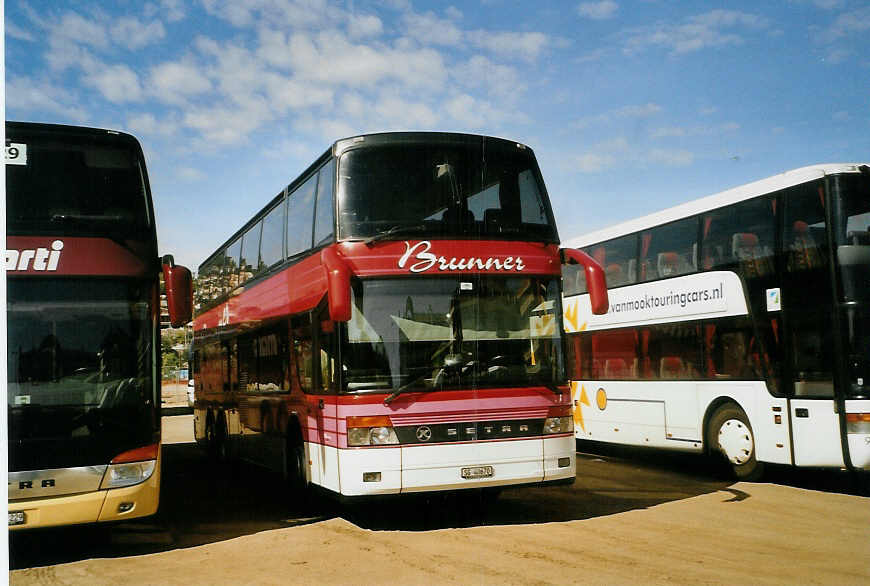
[
  {"left": 833, "top": 171, "right": 870, "bottom": 398},
  {"left": 342, "top": 276, "right": 565, "bottom": 393},
  {"left": 337, "top": 139, "right": 557, "bottom": 243},
  {"left": 7, "top": 279, "right": 157, "bottom": 470},
  {"left": 6, "top": 128, "right": 152, "bottom": 238}
]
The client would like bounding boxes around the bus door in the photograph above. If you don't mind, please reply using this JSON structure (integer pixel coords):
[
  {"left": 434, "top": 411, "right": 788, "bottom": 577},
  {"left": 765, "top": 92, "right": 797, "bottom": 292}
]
[
  {"left": 781, "top": 181, "right": 844, "bottom": 467},
  {"left": 294, "top": 313, "right": 339, "bottom": 492}
]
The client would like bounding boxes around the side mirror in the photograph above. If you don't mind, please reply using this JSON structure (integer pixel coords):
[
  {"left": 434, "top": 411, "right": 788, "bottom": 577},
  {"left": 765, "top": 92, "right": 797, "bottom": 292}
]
[
  {"left": 321, "top": 248, "right": 352, "bottom": 322},
  {"left": 162, "top": 255, "right": 193, "bottom": 327},
  {"left": 561, "top": 248, "right": 609, "bottom": 315}
]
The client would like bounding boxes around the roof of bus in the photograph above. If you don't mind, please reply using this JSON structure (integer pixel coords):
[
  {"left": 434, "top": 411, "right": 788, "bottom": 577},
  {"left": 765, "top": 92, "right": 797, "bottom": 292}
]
[
  {"left": 332, "top": 131, "right": 531, "bottom": 156},
  {"left": 6, "top": 120, "right": 141, "bottom": 145},
  {"left": 564, "top": 163, "right": 869, "bottom": 248}
]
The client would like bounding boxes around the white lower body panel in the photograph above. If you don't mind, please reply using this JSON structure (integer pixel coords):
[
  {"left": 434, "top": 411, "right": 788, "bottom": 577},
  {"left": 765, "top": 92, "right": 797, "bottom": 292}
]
[{"left": 330, "top": 436, "right": 575, "bottom": 497}]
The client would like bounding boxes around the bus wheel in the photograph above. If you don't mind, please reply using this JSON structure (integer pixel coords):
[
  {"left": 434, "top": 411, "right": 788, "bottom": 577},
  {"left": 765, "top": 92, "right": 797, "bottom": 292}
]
[
  {"left": 708, "top": 405, "right": 764, "bottom": 481},
  {"left": 285, "top": 438, "right": 308, "bottom": 496}
]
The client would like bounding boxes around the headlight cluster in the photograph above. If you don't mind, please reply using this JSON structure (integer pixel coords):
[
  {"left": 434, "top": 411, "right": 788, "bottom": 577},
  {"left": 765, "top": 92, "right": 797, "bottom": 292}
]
[
  {"left": 543, "top": 415, "right": 573, "bottom": 434},
  {"left": 100, "top": 443, "right": 159, "bottom": 489},
  {"left": 100, "top": 461, "right": 157, "bottom": 489},
  {"left": 347, "top": 416, "right": 399, "bottom": 446}
]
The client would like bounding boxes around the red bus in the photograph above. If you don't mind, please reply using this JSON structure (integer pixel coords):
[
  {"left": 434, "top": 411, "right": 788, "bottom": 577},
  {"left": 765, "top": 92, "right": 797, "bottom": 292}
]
[
  {"left": 6, "top": 122, "right": 192, "bottom": 529},
  {"left": 192, "top": 132, "right": 607, "bottom": 498}
]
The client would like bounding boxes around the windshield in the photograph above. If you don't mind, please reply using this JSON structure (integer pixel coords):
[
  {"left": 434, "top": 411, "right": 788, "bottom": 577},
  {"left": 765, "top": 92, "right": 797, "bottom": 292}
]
[
  {"left": 342, "top": 276, "right": 565, "bottom": 393},
  {"left": 6, "top": 127, "right": 153, "bottom": 239},
  {"left": 337, "top": 139, "right": 557, "bottom": 243},
  {"left": 833, "top": 171, "right": 870, "bottom": 398},
  {"left": 7, "top": 279, "right": 157, "bottom": 470}
]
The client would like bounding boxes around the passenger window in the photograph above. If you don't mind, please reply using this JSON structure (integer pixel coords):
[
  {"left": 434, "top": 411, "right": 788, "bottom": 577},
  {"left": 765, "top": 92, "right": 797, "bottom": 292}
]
[
  {"left": 702, "top": 197, "right": 775, "bottom": 278},
  {"left": 223, "top": 238, "right": 242, "bottom": 296},
  {"left": 587, "top": 234, "right": 637, "bottom": 288},
  {"left": 287, "top": 174, "right": 317, "bottom": 258},
  {"left": 238, "top": 222, "right": 261, "bottom": 286},
  {"left": 314, "top": 159, "right": 335, "bottom": 248},
  {"left": 640, "top": 217, "right": 698, "bottom": 281},
  {"left": 259, "top": 201, "right": 285, "bottom": 270}
]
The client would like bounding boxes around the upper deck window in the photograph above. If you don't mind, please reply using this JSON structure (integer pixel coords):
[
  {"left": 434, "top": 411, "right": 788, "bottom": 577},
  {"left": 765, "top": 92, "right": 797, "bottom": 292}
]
[
  {"left": 6, "top": 130, "right": 152, "bottom": 239},
  {"left": 337, "top": 140, "right": 556, "bottom": 243}
]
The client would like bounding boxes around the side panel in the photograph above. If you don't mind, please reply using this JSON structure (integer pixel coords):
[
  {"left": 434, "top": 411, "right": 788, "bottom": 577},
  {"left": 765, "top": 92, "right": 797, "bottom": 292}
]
[
  {"left": 791, "top": 399, "right": 845, "bottom": 467},
  {"left": 573, "top": 380, "right": 794, "bottom": 465}
]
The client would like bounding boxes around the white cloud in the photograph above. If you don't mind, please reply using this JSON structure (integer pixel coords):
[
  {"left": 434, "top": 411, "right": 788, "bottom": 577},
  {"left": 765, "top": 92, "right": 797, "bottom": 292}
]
[
  {"left": 85, "top": 64, "right": 143, "bottom": 102},
  {"left": 649, "top": 122, "right": 739, "bottom": 139},
  {"left": 820, "top": 6, "right": 870, "bottom": 41},
  {"left": 201, "top": 0, "right": 339, "bottom": 30},
  {"left": 177, "top": 166, "right": 207, "bottom": 182},
  {"left": 453, "top": 55, "right": 524, "bottom": 97},
  {"left": 6, "top": 22, "right": 35, "bottom": 41},
  {"left": 575, "top": 103, "right": 662, "bottom": 129},
  {"left": 647, "top": 148, "right": 694, "bottom": 166},
  {"left": 467, "top": 30, "right": 549, "bottom": 62},
  {"left": 162, "top": 0, "right": 187, "bottom": 22},
  {"left": 111, "top": 17, "right": 166, "bottom": 50},
  {"left": 347, "top": 13, "right": 383, "bottom": 39},
  {"left": 126, "top": 112, "right": 179, "bottom": 137},
  {"left": 623, "top": 10, "right": 768, "bottom": 55},
  {"left": 443, "top": 93, "right": 510, "bottom": 129},
  {"left": 403, "top": 10, "right": 464, "bottom": 46},
  {"left": 6, "top": 76, "right": 88, "bottom": 120},
  {"left": 183, "top": 100, "right": 272, "bottom": 145},
  {"left": 56, "top": 12, "right": 109, "bottom": 49},
  {"left": 577, "top": 1, "right": 618, "bottom": 20},
  {"left": 575, "top": 152, "right": 617, "bottom": 173},
  {"left": 149, "top": 61, "right": 213, "bottom": 104}
]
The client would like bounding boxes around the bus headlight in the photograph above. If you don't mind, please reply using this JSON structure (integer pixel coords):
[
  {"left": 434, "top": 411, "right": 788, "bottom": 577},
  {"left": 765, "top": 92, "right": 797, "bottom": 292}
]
[
  {"left": 101, "top": 461, "right": 157, "bottom": 489},
  {"left": 543, "top": 416, "right": 573, "bottom": 434},
  {"left": 543, "top": 405, "right": 574, "bottom": 434},
  {"left": 100, "top": 443, "right": 159, "bottom": 489},
  {"left": 846, "top": 413, "right": 870, "bottom": 434},
  {"left": 347, "top": 416, "right": 399, "bottom": 446}
]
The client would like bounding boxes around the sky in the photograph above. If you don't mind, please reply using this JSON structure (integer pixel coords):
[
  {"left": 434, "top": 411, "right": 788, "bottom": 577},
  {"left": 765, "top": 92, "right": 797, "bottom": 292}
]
[{"left": 5, "top": 0, "right": 870, "bottom": 271}]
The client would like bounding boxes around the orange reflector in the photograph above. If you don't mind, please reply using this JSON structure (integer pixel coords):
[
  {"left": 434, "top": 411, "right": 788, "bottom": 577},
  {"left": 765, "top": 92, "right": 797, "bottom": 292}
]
[
  {"left": 347, "top": 415, "right": 392, "bottom": 428},
  {"left": 846, "top": 413, "right": 870, "bottom": 423},
  {"left": 111, "top": 443, "right": 159, "bottom": 464},
  {"left": 547, "top": 405, "right": 572, "bottom": 418}
]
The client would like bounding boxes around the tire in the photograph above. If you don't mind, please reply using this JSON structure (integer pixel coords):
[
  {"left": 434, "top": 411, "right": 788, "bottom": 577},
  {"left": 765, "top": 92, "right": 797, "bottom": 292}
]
[
  {"left": 285, "top": 435, "right": 308, "bottom": 496},
  {"left": 707, "top": 404, "right": 765, "bottom": 481}
]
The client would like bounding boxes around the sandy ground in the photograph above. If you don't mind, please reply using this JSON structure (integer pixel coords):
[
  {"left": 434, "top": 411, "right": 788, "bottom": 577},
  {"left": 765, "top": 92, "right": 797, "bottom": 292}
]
[
  {"left": 10, "top": 416, "right": 870, "bottom": 585},
  {"left": 11, "top": 478, "right": 869, "bottom": 585}
]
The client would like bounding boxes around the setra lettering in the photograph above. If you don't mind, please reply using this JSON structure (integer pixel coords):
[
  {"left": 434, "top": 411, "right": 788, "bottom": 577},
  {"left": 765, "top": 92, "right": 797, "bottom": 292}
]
[{"left": 5, "top": 240, "right": 64, "bottom": 271}]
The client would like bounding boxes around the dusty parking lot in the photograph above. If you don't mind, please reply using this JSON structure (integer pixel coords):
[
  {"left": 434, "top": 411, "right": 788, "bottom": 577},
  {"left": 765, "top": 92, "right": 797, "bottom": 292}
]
[{"left": 9, "top": 416, "right": 870, "bottom": 585}]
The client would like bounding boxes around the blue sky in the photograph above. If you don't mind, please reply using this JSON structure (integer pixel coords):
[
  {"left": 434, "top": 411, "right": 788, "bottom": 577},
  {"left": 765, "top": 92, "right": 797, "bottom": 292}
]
[{"left": 6, "top": 0, "right": 870, "bottom": 270}]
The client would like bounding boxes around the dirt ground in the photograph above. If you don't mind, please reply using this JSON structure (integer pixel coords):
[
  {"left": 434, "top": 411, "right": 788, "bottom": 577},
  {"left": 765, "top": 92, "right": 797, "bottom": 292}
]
[{"left": 11, "top": 477, "right": 869, "bottom": 585}]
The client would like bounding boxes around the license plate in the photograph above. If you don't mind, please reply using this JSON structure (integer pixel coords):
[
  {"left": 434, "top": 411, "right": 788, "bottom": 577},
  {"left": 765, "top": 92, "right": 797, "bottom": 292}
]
[
  {"left": 9, "top": 512, "right": 27, "bottom": 526},
  {"left": 461, "top": 465, "right": 494, "bottom": 479}
]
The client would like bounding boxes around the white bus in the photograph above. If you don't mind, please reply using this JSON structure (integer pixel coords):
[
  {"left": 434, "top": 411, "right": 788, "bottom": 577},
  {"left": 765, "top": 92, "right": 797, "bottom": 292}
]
[{"left": 562, "top": 164, "right": 870, "bottom": 479}]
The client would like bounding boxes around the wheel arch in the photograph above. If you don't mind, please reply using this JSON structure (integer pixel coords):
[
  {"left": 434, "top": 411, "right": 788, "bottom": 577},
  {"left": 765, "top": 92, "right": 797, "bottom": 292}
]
[{"left": 702, "top": 396, "right": 748, "bottom": 454}]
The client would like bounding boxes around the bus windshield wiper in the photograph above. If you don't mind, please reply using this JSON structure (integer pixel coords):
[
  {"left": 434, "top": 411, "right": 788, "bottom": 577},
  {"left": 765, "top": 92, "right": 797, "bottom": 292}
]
[
  {"left": 52, "top": 213, "right": 131, "bottom": 223},
  {"left": 383, "top": 371, "right": 432, "bottom": 405},
  {"left": 363, "top": 224, "right": 428, "bottom": 246}
]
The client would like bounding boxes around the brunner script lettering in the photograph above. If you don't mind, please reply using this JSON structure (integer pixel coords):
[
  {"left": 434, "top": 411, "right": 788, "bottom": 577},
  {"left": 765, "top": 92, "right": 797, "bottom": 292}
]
[{"left": 398, "top": 240, "right": 525, "bottom": 273}]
